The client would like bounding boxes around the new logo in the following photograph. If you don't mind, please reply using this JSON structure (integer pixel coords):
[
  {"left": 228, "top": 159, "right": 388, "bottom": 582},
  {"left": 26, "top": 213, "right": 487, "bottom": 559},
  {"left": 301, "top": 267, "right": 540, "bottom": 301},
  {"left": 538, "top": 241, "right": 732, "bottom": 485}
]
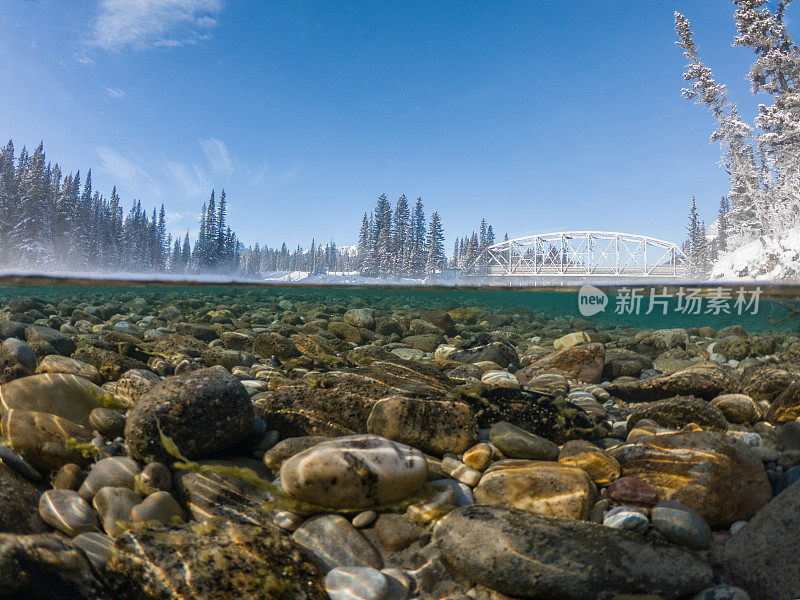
[{"left": 578, "top": 285, "right": 607, "bottom": 317}]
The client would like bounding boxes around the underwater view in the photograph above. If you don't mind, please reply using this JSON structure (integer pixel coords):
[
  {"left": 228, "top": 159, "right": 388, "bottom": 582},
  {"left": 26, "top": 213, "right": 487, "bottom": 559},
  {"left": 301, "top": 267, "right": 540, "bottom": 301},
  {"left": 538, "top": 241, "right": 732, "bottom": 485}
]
[
  {"left": 0, "top": 277, "right": 798, "bottom": 599},
  {"left": 5, "top": 0, "right": 800, "bottom": 599}
]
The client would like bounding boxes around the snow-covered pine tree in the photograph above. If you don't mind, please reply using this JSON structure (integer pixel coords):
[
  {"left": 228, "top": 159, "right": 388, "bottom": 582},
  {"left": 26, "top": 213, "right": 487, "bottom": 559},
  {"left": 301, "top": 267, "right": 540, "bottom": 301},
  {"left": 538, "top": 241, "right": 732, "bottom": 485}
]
[
  {"left": 685, "top": 196, "right": 711, "bottom": 279},
  {"left": 357, "top": 212, "right": 370, "bottom": 273},
  {"left": 14, "top": 142, "right": 54, "bottom": 267},
  {"left": 717, "top": 196, "right": 729, "bottom": 253},
  {"left": 409, "top": 198, "right": 427, "bottom": 277},
  {"left": 676, "top": 3, "right": 800, "bottom": 255},
  {"left": 393, "top": 194, "right": 410, "bottom": 274},
  {"left": 374, "top": 194, "right": 393, "bottom": 276},
  {"left": 425, "top": 211, "right": 445, "bottom": 276}
]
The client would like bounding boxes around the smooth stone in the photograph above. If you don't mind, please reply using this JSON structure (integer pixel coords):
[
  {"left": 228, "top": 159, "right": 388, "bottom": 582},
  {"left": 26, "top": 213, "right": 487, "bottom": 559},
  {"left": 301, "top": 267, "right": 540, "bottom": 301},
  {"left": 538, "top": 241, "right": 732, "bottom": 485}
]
[
  {"left": 136, "top": 461, "right": 172, "bottom": 493},
  {"left": 462, "top": 443, "right": 494, "bottom": 471},
  {"left": 651, "top": 499, "right": 712, "bottom": 550},
  {"left": 480, "top": 370, "right": 520, "bottom": 389},
  {"left": 92, "top": 486, "right": 139, "bottom": 537},
  {"left": 292, "top": 514, "right": 382, "bottom": 573},
  {"left": 73, "top": 531, "right": 114, "bottom": 570},
  {"left": 554, "top": 332, "right": 590, "bottom": 350},
  {"left": 0, "top": 373, "right": 112, "bottom": 428},
  {"left": 609, "top": 432, "right": 771, "bottom": 527},
  {"left": 607, "top": 476, "right": 659, "bottom": 507},
  {"left": 352, "top": 510, "right": 377, "bottom": 528},
  {"left": 441, "top": 456, "right": 481, "bottom": 486},
  {"left": 343, "top": 309, "right": 374, "bottom": 330},
  {"left": 489, "top": 421, "right": 559, "bottom": 461},
  {"left": 280, "top": 434, "right": 428, "bottom": 510},
  {"left": 263, "top": 436, "right": 327, "bottom": 474},
  {"left": 1, "top": 338, "right": 37, "bottom": 372},
  {"left": 39, "top": 489, "right": 98, "bottom": 537},
  {"left": 366, "top": 396, "right": 477, "bottom": 456},
  {"left": 381, "top": 568, "right": 412, "bottom": 600},
  {"left": 24, "top": 324, "right": 76, "bottom": 356},
  {"left": 53, "top": 463, "right": 84, "bottom": 490},
  {"left": 434, "top": 505, "right": 712, "bottom": 600},
  {"left": 729, "top": 520, "right": 747, "bottom": 535},
  {"left": 516, "top": 343, "right": 605, "bottom": 384},
  {"left": 711, "top": 394, "right": 760, "bottom": 424},
  {"left": 1, "top": 409, "right": 93, "bottom": 471},
  {"left": 130, "top": 490, "right": 185, "bottom": 524},
  {"left": 78, "top": 456, "right": 141, "bottom": 500},
  {"left": 272, "top": 509, "right": 304, "bottom": 531},
  {"left": 558, "top": 440, "right": 620, "bottom": 485},
  {"left": 125, "top": 367, "right": 254, "bottom": 463},
  {"left": 35, "top": 356, "right": 102, "bottom": 385},
  {"left": 473, "top": 459, "right": 595, "bottom": 520},
  {"left": 603, "top": 505, "right": 650, "bottom": 534},
  {"left": 88, "top": 408, "right": 126, "bottom": 439},
  {"left": 325, "top": 566, "right": 388, "bottom": 600}
]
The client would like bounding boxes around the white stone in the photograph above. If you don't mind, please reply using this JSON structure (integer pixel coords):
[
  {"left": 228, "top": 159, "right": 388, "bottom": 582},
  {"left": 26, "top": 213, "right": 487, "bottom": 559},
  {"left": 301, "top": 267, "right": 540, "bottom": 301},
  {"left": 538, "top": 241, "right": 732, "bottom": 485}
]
[
  {"left": 325, "top": 566, "right": 388, "bottom": 600},
  {"left": 441, "top": 456, "right": 481, "bottom": 487},
  {"left": 480, "top": 370, "right": 520, "bottom": 389},
  {"left": 280, "top": 434, "right": 428, "bottom": 509},
  {"left": 554, "top": 332, "right": 590, "bottom": 350}
]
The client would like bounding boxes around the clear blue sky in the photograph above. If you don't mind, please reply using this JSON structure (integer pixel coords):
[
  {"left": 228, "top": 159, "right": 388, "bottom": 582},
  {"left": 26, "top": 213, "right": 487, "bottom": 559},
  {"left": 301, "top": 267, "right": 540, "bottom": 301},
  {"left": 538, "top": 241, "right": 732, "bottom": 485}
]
[{"left": 0, "top": 1, "right": 775, "bottom": 249}]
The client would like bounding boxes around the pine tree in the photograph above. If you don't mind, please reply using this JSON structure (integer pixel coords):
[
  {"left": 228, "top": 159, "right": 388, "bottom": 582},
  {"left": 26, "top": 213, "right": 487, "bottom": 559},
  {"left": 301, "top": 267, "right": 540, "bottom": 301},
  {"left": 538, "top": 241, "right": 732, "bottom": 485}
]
[
  {"left": 685, "top": 196, "right": 710, "bottom": 279},
  {"left": 409, "top": 198, "right": 427, "bottom": 277},
  {"left": 374, "top": 194, "right": 393, "bottom": 276},
  {"left": 393, "top": 194, "right": 410, "bottom": 274},
  {"left": 425, "top": 211, "right": 445, "bottom": 276},
  {"left": 357, "top": 212, "right": 370, "bottom": 273}
]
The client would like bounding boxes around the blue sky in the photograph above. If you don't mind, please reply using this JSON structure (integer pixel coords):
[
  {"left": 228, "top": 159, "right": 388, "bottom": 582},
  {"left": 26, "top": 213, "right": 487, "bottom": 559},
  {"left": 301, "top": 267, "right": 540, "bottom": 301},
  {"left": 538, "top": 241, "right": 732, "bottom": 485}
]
[{"left": 0, "top": 1, "right": 775, "bottom": 249}]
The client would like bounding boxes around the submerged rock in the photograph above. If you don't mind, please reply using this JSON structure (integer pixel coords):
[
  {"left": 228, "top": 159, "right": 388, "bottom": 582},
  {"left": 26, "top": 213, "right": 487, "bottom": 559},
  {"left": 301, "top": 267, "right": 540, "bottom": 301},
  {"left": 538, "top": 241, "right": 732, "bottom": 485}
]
[
  {"left": 434, "top": 505, "right": 712, "bottom": 599},
  {"left": 516, "top": 343, "right": 605, "bottom": 384},
  {"left": 104, "top": 519, "right": 326, "bottom": 600},
  {"left": 280, "top": 434, "right": 428, "bottom": 510},
  {"left": 607, "top": 363, "right": 740, "bottom": 402},
  {"left": 609, "top": 431, "right": 771, "bottom": 527},
  {"left": 125, "top": 367, "right": 254, "bottom": 463}
]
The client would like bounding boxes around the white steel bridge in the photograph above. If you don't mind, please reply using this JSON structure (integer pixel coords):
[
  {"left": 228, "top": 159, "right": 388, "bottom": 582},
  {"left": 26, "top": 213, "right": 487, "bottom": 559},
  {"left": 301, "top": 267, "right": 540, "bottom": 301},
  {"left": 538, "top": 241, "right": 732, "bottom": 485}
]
[{"left": 468, "top": 231, "right": 686, "bottom": 278}]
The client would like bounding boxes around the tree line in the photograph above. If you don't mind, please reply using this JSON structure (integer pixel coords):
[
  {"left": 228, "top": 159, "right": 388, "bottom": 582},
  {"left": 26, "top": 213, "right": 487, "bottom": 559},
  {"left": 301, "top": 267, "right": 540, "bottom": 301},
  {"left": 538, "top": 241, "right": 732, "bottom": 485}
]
[{"left": 0, "top": 139, "right": 494, "bottom": 278}]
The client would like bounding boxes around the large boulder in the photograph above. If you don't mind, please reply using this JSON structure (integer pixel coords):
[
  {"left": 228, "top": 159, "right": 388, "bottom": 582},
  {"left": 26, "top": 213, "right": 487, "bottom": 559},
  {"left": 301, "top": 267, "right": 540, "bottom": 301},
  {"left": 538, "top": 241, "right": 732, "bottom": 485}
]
[
  {"left": 125, "top": 367, "right": 254, "bottom": 463},
  {"left": 103, "top": 520, "right": 326, "bottom": 600},
  {"left": 516, "top": 343, "right": 605, "bottom": 384},
  {"left": 608, "top": 432, "right": 770, "bottom": 527},
  {"left": 1, "top": 410, "right": 93, "bottom": 471},
  {"left": 627, "top": 396, "right": 729, "bottom": 431},
  {"left": 367, "top": 396, "right": 477, "bottom": 455},
  {"left": 473, "top": 460, "right": 595, "bottom": 520},
  {"left": 607, "top": 363, "right": 740, "bottom": 402},
  {"left": 433, "top": 505, "right": 712, "bottom": 599},
  {"left": 24, "top": 325, "right": 76, "bottom": 356},
  {"left": 0, "top": 373, "right": 112, "bottom": 428},
  {"left": 715, "top": 479, "right": 800, "bottom": 600},
  {"left": 280, "top": 434, "right": 428, "bottom": 510}
]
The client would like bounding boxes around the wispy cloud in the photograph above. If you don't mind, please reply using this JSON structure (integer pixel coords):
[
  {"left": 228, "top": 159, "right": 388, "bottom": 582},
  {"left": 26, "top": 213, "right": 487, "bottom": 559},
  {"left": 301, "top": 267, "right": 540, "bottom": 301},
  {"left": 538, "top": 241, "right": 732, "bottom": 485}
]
[
  {"left": 73, "top": 51, "right": 95, "bottom": 65},
  {"left": 166, "top": 161, "right": 210, "bottom": 197},
  {"left": 89, "top": 0, "right": 222, "bottom": 52},
  {"left": 199, "top": 137, "right": 235, "bottom": 174},
  {"left": 104, "top": 86, "right": 125, "bottom": 99},
  {"left": 97, "top": 146, "right": 145, "bottom": 180},
  {"left": 97, "top": 146, "right": 161, "bottom": 195}
]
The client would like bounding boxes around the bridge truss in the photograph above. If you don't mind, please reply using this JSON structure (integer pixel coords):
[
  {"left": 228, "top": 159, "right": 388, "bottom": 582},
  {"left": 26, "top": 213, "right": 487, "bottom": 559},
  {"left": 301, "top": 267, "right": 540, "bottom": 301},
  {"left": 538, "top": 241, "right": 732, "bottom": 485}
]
[{"left": 469, "top": 231, "right": 686, "bottom": 277}]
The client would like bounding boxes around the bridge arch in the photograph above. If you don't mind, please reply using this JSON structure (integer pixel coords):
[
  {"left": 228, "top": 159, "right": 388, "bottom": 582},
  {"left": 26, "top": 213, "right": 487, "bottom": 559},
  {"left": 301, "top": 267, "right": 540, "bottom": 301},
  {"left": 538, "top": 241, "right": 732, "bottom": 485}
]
[{"left": 469, "top": 231, "right": 686, "bottom": 277}]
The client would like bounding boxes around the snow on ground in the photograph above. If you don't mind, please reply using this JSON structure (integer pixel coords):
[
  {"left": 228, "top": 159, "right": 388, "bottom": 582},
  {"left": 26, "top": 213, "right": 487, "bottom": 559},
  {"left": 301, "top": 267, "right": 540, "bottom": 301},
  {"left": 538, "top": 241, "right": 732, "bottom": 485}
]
[{"left": 712, "top": 228, "right": 800, "bottom": 281}]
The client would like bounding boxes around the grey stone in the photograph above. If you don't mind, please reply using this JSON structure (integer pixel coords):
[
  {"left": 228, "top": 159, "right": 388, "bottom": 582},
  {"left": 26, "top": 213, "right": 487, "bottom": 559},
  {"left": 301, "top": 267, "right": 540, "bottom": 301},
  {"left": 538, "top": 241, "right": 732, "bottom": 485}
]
[
  {"left": 434, "top": 505, "right": 712, "bottom": 600},
  {"left": 325, "top": 566, "right": 388, "bottom": 600},
  {"left": 78, "top": 456, "right": 141, "bottom": 500},
  {"left": 292, "top": 514, "right": 382, "bottom": 573},
  {"left": 489, "top": 421, "right": 559, "bottom": 461},
  {"left": 651, "top": 499, "right": 712, "bottom": 550},
  {"left": 39, "top": 489, "right": 99, "bottom": 537}
]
